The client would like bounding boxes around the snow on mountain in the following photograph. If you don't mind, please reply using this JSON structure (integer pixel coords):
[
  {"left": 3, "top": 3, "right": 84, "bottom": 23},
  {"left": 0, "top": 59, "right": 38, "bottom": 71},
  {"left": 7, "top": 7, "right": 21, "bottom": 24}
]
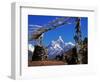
[
  {"left": 65, "top": 42, "right": 75, "bottom": 46},
  {"left": 64, "top": 42, "right": 75, "bottom": 51},
  {"left": 57, "top": 36, "right": 64, "bottom": 43},
  {"left": 28, "top": 44, "right": 34, "bottom": 52},
  {"left": 28, "top": 44, "right": 35, "bottom": 60},
  {"left": 47, "top": 36, "right": 75, "bottom": 59}
]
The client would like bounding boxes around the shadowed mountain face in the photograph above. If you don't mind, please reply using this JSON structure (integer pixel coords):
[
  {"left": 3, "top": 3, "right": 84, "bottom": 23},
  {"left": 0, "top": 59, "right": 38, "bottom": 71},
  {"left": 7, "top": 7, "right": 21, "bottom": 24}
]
[{"left": 32, "top": 45, "right": 47, "bottom": 61}]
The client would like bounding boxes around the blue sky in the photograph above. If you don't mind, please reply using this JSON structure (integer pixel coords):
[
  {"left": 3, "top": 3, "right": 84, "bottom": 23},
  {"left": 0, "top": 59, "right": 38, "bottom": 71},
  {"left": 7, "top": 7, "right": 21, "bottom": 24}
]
[{"left": 28, "top": 15, "right": 88, "bottom": 46}]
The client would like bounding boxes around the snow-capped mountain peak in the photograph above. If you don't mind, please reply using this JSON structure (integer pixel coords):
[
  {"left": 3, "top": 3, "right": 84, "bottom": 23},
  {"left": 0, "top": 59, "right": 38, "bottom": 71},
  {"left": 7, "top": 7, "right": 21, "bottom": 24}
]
[
  {"left": 65, "top": 42, "right": 75, "bottom": 46},
  {"left": 57, "top": 36, "right": 64, "bottom": 43},
  {"left": 47, "top": 36, "right": 75, "bottom": 59}
]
